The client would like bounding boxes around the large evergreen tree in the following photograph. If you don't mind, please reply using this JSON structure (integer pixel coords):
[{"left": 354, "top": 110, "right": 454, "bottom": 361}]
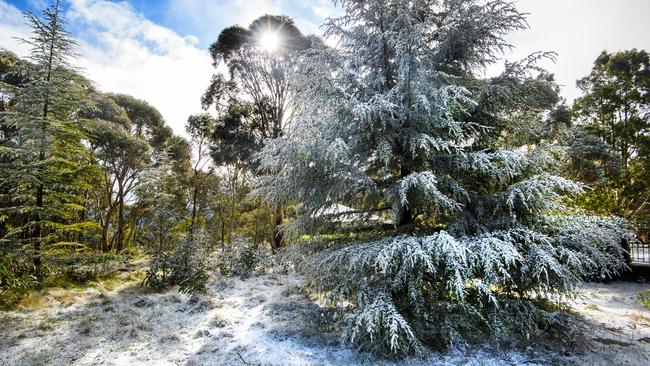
[
  {"left": 0, "top": 0, "right": 95, "bottom": 275},
  {"left": 255, "top": 0, "right": 628, "bottom": 354}
]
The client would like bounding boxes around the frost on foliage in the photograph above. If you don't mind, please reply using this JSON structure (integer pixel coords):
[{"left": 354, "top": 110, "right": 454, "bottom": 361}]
[
  {"left": 293, "top": 219, "right": 627, "bottom": 354},
  {"left": 254, "top": 0, "right": 630, "bottom": 356},
  {"left": 395, "top": 172, "right": 461, "bottom": 215}
]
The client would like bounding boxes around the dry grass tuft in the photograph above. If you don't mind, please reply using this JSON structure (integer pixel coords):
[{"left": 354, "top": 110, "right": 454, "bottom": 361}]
[
  {"left": 50, "top": 288, "right": 86, "bottom": 306},
  {"left": 16, "top": 292, "right": 46, "bottom": 310},
  {"left": 630, "top": 313, "right": 650, "bottom": 327}
]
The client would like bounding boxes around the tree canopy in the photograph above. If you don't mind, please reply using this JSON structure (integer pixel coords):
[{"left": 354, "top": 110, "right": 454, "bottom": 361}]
[
  {"left": 572, "top": 49, "right": 650, "bottom": 238},
  {"left": 254, "top": 0, "right": 628, "bottom": 354}
]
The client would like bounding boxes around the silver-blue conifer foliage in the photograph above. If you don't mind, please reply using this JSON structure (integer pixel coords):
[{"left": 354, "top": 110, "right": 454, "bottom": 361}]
[{"left": 254, "top": 0, "right": 629, "bottom": 355}]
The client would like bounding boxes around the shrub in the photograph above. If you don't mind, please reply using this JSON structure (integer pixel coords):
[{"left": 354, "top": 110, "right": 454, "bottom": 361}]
[
  {"left": 41, "top": 250, "right": 128, "bottom": 288},
  {"left": 144, "top": 231, "right": 208, "bottom": 294},
  {"left": 0, "top": 254, "right": 39, "bottom": 308},
  {"left": 215, "top": 236, "right": 270, "bottom": 278},
  {"left": 639, "top": 290, "right": 650, "bottom": 311}
]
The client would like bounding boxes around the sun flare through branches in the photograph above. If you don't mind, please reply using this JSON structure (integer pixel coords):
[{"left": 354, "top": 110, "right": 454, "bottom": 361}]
[{"left": 259, "top": 31, "right": 281, "bottom": 52}]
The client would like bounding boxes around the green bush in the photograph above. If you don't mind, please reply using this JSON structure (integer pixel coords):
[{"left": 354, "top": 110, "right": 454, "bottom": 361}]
[
  {"left": 215, "top": 237, "right": 270, "bottom": 278},
  {"left": 638, "top": 289, "right": 650, "bottom": 311},
  {"left": 0, "top": 254, "right": 39, "bottom": 308},
  {"left": 144, "top": 232, "right": 208, "bottom": 294}
]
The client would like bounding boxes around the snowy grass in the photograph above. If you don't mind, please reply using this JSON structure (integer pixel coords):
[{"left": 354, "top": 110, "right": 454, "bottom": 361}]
[{"left": 0, "top": 257, "right": 648, "bottom": 365}]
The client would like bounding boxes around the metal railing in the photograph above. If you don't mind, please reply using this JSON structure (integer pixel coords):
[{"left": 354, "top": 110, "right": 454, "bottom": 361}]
[{"left": 630, "top": 242, "right": 649, "bottom": 264}]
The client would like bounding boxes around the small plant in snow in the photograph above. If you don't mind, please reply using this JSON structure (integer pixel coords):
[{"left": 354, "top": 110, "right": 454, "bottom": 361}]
[
  {"left": 144, "top": 231, "right": 208, "bottom": 294},
  {"left": 639, "top": 290, "right": 650, "bottom": 311},
  {"left": 215, "top": 236, "right": 270, "bottom": 278}
]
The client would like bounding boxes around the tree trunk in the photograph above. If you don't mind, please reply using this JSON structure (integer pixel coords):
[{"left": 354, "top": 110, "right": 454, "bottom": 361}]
[
  {"left": 34, "top": 179, "right": 43, "bottom": 274},
  {"left": 101, "top": 222, "right": 109, "bottom": 252},
  {"left": 33, "top": 0, "right": 61, "bottom": 276},
  {"left": 221, "top": 219, "right": 225, "bottom": 246},
  {"left": 100, "top": 203, "right": 115, "bottom": 251},
  {"left": 191, "top": 185, "right": 198, "bottom": 236},
  {"left": 116, "top": 184, "right": 125, "bottom": 251},
  {"left": 271, "top": 205, "right": 284, "bottom": 252}
]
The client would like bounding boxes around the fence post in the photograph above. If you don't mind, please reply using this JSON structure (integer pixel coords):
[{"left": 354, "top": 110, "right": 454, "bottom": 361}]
[{"left": 621, "top": 237, "right": 632, "bottom": 265}]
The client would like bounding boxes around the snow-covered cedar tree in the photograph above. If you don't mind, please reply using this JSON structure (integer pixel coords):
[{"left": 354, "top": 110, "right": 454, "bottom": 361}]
[{"left": 253, "top": 0, "right": 629, "bottom": 356}]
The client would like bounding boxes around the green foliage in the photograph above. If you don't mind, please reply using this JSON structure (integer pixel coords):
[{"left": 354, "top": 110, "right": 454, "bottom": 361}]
[
  {"left": 144, "top": 232, "right": 209, "bottom": 294},
  {"left": 0, "top": 1, "right": 198, "bottom": 303},
  {"left": 0, "top": 253, "right": 38, "bottom": 308},
  {"left": 215, "top": 236, "right": 270, "bottom": 278},
  {"left": 638, "top": 289, "right": 650, "bottom": 311},
  {"left": 571, "top": 49, "right": 650, "bottom": 239},
  {"left": 0, "top": 0, "right": 98, "bottom": 275},
  {"left": 0, "top": 248, "right": 129, "bottom": 307}
]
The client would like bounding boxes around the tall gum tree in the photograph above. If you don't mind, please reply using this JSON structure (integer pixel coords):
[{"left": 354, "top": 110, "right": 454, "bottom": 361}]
[
  {"left": 572, "top": 49, "right": 650, "bottom": 237},
  {"left": 202, "top": 15, "right": 311, "bottom": 251}
]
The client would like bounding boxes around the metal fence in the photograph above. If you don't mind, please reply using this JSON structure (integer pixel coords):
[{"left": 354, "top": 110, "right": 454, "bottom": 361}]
[{"left": 630, "top": 242, "right": 650, "bottom": 264}]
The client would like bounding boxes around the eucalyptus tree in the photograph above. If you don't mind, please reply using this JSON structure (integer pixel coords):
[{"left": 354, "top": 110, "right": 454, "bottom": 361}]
[
  {"left": 107, "top": 93, "right": 175, "bottom": 152},
  {"left": 81, "top": 93, "right": 189, "bottom": 251},
  {"left": 80, "top": 93, "right": 150, "bottom": 251},
  {"left": 202, "top": 15, "right": 311, "bottom": 250},
  {"left": 186, "top": 114, "right": 216, "bottom": 233},
  {"left": 572, "top": 49, "right": 650, "bottom": 237},
  {"left": 0, "top": 1, "right": 95, "bottom": 275},
  {"left": 255, "top": 0, "right": 627, "bottom": 354}
]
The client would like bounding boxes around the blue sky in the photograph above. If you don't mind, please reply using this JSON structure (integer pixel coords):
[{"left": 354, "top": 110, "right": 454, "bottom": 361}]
[
  {"left": 7, "top": 0, "right": 331, "bottom": 47},
  {"left": 1, "top": 0, "right": 650, "bottom": 136}
]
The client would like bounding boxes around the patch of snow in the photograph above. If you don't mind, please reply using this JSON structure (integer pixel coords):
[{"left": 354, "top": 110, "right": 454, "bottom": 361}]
[{"left": 1, "top": 267, "right": 648, "bottom": 365}]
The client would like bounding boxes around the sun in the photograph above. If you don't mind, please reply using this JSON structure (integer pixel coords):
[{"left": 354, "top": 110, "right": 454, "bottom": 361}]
[{"left": 259, "top": 31, "right": 281, "bottom": 52}]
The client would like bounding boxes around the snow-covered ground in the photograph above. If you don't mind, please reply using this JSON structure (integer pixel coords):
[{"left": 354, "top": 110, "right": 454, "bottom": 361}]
[{"left": 1, "top": 267, "right": 649, "bottom": 365}]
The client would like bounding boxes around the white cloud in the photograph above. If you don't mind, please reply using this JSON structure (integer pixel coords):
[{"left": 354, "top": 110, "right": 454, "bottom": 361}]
[
  {"left": 0, "top": 0, "right": 212, "bottom": 137},
  {"left": 65, "top": 0, "right": 213, "bottom": 136},
  {"left": 0, "top": 1, "right": 31, "bottom": 56}
]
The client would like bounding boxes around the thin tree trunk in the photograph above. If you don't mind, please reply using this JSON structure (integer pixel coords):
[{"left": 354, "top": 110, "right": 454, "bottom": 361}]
[
  {"left": 116, "top": 184, "right": 125, "bottom": 251},
  {"left": 221, "top": 219, "right": 225, "bottom": 246},
  {"left": 271, "top": 205, "right": 284, "bottom": 252},
  {"left": 34, "top": 178, "right": 44, "bottom": 274},
  {"left": 191, "top": 185, "right": 198, "bottom": 238}
]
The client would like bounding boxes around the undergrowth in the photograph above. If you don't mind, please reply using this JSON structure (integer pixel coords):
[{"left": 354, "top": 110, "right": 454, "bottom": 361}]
[
  {"left": 639, "top": 289, "right": 650, "bottom": 311},
  {"left": 1, "top": 248, "right": 140, "bottom": 309},
  {"left": 144, "top": 232, "right": 208, "bottom": 294}
]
